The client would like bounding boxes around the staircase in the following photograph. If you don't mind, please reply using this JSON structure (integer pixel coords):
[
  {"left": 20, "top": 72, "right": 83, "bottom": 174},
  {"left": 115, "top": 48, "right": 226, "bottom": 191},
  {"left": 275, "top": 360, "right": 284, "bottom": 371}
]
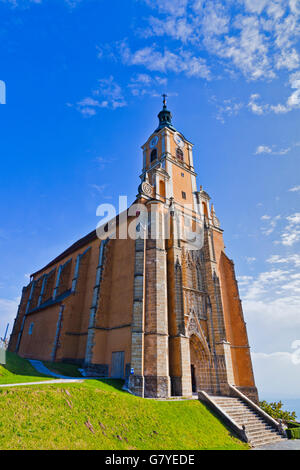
[{"left": 210, "top": 395, "right": 285, "bottom": 447}]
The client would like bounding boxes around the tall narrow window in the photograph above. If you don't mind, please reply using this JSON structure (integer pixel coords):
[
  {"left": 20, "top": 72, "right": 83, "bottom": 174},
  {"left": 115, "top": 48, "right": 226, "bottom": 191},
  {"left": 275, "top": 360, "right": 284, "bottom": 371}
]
[
  {"left": 176, "top": 147, "right": 184, "bottom": 161},
  {"left": 159, "top": 180, "right": 166, "bottom": 198},
  {"left": 150, "top": 149, "right": 157, "bottom": 163},
  {"left": 28, "top": 322, "right": 34, "bottom": 335},
  {"left": 196, "top": 264, "right": 203, "bottom": 291}
]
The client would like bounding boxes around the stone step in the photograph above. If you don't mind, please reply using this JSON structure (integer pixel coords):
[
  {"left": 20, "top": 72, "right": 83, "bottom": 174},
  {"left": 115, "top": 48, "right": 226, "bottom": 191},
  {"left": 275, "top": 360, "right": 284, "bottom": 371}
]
[
  {"left": 247, "top": 428, "right": 278, "bottom": 438},
  {"left": 207, "top": 394, "right": 284, "bottom": 448},
  {"left": 221, "top": 407, "right": 257, "bottom": 415},
  {"left": 234, "top": 417, "right": 266, "bottom": 424},
  {"left": 250, "top": 435, "right": 283, "bottom": 446},
  {"left": 245, "top": 423, "right": 274, "bottom": 431},
  {"left": 216, "top": 405, "right": 257, "bottom": 413},
  {"left": 214, "top": 400, "right": 244, "bottom": 405},
  {"left": 229, "top": 415, "right": 265, "bottom": 423}
]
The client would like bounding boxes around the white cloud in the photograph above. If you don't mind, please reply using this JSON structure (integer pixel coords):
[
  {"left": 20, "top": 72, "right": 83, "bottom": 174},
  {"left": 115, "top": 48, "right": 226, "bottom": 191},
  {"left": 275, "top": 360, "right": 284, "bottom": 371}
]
[
  {"left": 128, "top": 74, "right": 168, "bottom": 97},
  {"left": 248, "top": 72, "right": 300, "bottom": 115},
  {"left": 245, "top": 256, "right": 256, "bottom": 264},
  {"left": 94, "top": 76, "right": 127, "bottom": 109},
  {"left": 267, "top": 253, "right": 300, "bottom": 267},
  {"left": 252, "top": 350, "right": 300, "bottom": 400},
  {"left": 255, "top": 145, "right": 272, "bottom": 154},
  {"left": 289, "top": 185, "right": 300, "bottom": 192},
  {"left": 72, "top": 76, "right": 127, "bottom": 116},
  {"left": 144, "top": 0, "right": 188, "bottom": 17},
  {"left": 254, "top": 143, "right": 292, "bottom": 155},
  {"left": 248, "top": 94, "right": 267, "bottom": 115},
  {"left": 241, "top": 266, "right": 300, "bottom": 328},
  {"left": 139, "top": 0, "right": 300, "bottom": 83},
  {"left": 260, "top": 214, "right": 281, "bottom": 235},
  {"left": 119, "top": 41, "right": 211, "bottom": 80},
  {"left": 1, "top": 0, "right": 81, "bottom": 6},
  {"left": 237, "top": 275, "right": 253, "bottom": 286},
  {"left": 280, "top": 212, "right": 300, "bottom": 246},
  {"left": 211, "top": 96, "right": 243, "bottom": 123}
]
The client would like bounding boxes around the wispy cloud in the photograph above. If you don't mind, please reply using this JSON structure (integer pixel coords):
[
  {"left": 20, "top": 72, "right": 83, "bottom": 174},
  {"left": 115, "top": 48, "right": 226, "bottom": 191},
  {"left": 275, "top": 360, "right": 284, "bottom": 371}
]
[
  {"left": 89, "top": 184, "right": 107, "bottom": 194},
  {"left": 139, "top": 0, "right": 300, "bottom": 83},
  {"left": 211, "top": 96, "right": 243, "bottom": 123},
  {"left": 255, "top": 145, "right": 272, "bottom": 154},
  {"left": 279, "top": 213, "right": 300, "bottom": 246},
  {"left": 1, "top": 0, "right": 82, "bottom": 7},
  {"left": 289, "top": 185, "right": 300, "bottom": 192},
  {"left": 118, "top": 40, "right": 211, "bottom": 80},
  {"left": 248, "top": 71, "right": 300, "bottom": 115},
  {"left": 240, "top": 266, "right": 300, "bottom": 327},
  {"left": 69, "top": 76, "right": 127, "bottom": 117},
  {"left": 128, "top": 73, "right": 169, "bottom": 97},
  {"left": 267, "top": 253, "right": 300, "bottom": 268},
  {"left": 254, "top": 144, "right": 291, "bottom": 155},
  {"left": 260, "top": 214, "right": 281, "bottom": 236}
]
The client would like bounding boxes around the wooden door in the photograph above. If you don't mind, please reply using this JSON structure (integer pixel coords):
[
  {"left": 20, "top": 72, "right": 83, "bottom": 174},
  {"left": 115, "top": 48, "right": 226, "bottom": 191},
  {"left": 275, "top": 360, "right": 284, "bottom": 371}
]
[{"left": 111, "top": 351, "right": 125, "bottom": 378}]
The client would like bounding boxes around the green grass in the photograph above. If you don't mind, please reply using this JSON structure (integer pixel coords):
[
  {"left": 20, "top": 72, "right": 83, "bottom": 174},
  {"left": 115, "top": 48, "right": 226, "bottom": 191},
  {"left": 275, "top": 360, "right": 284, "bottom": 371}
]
[
  {"left": 43, "top": 361, "right": 83, "bottom": 378},
  {"left": 0, "top": 378, "right": 249, "bottom": 450},
  {"left": 0, "top": 352, "right": 84, "bottom": 384},
  {"left": 0, "top": 351, "right": 50, "bottom": 385}
]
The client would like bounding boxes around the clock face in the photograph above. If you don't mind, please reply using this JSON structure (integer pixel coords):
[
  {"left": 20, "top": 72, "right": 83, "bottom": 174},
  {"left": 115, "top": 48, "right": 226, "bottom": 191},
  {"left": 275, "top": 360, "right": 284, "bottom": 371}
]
[
  {"left": 150, "top": 136, "right": 159, "bottom": 148},
  {"left": 174, "top": 133, "right": 184, "bottom": 148}
]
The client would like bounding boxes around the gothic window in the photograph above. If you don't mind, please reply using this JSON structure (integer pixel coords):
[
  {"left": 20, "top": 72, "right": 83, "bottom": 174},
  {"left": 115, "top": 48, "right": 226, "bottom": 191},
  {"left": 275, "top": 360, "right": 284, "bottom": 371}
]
[
  {"left": 176, "top": 147, "right": 183, "bottom": 161},
  {"left": 175, "top": 260, "right": 184, "bottom": 334},
  {"left": 186, "top": 258, "right": 195, "bottom": 289},
  {"left": 196, "top": 264, "right": 204, "bottom": 291},
  {"left": 28, "top": 322, "right": 34, "bottom": 335},
  {"left": 150, "top": 148, "right": 157, "bottom": 163}
]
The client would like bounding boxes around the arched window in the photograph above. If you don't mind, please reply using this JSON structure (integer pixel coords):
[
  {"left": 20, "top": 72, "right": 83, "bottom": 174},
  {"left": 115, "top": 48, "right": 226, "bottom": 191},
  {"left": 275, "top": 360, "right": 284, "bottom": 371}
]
[
  {"left": 176, "top": 147, "right": 183, "bottom": 161},
  {"left": 150, "top": 148, "right": 157, "bottom": 163}
]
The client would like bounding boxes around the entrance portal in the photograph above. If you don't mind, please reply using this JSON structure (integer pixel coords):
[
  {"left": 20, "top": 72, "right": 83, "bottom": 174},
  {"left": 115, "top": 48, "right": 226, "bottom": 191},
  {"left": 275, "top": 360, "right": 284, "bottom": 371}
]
[{"left": 189, "top": 334, "right": 213, "bottom": 393}]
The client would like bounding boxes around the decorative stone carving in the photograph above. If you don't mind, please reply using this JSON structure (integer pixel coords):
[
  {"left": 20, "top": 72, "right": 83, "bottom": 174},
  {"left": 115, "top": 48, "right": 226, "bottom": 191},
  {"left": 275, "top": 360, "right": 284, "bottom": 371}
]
[
  {"left": 141, "top": 182, "right": 153, "bottom": 196},
  {"left": 187, "top": 309, "right": 210, "bottom": 355}
]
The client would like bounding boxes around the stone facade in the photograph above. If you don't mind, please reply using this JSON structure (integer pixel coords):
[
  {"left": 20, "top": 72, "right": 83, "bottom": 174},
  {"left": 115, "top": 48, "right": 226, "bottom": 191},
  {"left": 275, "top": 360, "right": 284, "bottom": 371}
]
[{"left": 8, "top": 102, "right": 258, "bottom": 401}]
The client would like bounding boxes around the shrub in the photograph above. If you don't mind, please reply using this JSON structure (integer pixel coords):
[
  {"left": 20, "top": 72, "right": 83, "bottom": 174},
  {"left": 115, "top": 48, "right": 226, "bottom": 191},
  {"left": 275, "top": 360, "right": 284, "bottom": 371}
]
[
  {"left": 286, "top": 427, "right": 300, "bottom": 440},
  {"left": 259, "top": 400, "right": 297, "bottom": 423},
  {"left": 287, "top": 421, "right": 300, "bottom": 429}
]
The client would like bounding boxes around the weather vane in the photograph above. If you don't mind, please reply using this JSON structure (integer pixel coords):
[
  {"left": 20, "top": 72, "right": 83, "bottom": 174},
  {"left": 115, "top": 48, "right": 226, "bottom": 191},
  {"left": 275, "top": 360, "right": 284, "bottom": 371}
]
[{"left": 162, "top": 93, "right": 167, "bottom": 108}]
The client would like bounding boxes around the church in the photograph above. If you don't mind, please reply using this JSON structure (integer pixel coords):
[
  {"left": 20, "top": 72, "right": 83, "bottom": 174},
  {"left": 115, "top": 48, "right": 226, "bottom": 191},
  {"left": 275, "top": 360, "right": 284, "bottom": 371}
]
[{"left": 9, "top": 99, "right": 258, "bottom": 401}]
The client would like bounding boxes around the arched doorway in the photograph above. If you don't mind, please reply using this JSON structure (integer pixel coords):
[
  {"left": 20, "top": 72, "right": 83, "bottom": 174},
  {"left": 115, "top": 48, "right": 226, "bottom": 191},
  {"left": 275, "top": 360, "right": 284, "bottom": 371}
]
[{"left": 189, "top": 334, "right": 213, "bottom": 394}]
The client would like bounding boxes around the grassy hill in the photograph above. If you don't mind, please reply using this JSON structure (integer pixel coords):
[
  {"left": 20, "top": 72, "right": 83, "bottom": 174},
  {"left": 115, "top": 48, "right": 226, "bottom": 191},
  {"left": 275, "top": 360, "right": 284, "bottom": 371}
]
[
  {"left": 0, "top": 353, "right": 249, "bottom": 450},
  {"left": 0, "top": 351, "right": 51, "bottom": 384}
]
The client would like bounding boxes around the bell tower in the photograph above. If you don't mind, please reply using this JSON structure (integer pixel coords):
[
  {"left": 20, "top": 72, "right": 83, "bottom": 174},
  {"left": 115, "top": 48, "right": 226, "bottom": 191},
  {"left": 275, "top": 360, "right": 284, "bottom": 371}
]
[
  {"left": 128, "top": 97, "right": 258, "bottom": 401},
  {"left": 140, "top": 96, "right": 199, "bottom": 215}
]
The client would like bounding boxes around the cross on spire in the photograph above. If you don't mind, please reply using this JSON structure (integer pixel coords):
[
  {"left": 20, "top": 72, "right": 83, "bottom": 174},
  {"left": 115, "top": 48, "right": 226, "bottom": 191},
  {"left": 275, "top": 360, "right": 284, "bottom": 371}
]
[{"left": 162, "top": 93, "right": 168, "bottom": 108}]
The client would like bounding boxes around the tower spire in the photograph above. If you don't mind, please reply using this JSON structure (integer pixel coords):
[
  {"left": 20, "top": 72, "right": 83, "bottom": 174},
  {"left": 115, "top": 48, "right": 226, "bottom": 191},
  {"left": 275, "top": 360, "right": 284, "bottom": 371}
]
[{"left": 155, "top": 94, "right": 176, "bottom": 132}]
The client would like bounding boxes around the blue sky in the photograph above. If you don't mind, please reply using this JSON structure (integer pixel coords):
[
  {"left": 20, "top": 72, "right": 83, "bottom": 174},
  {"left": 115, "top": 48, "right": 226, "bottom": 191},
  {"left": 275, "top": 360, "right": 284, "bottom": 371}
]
[{"left": 0, "top": 0, "right": 300, "bottom": 409}]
